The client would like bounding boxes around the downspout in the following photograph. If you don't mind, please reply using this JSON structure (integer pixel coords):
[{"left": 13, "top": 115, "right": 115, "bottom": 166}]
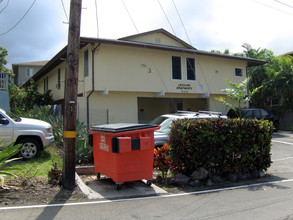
[{"left": 87, "top": 41, "right": 101, "bottom": 129}]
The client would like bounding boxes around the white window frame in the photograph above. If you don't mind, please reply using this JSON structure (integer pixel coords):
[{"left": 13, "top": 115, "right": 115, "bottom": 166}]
[
  {"left": 171, "top": 55, "right": 182, "bottom": 80},
  {"left": 186, "top": 57, "right": 196, "bottom": 81},
  {"left": 234, "top": 67, "right": 244, "bottom": 77}
]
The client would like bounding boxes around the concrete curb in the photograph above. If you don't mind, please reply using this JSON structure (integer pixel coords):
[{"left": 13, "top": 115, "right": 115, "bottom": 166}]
[{"left": 75, "top": 167, "right": 168, "bottom": 200}]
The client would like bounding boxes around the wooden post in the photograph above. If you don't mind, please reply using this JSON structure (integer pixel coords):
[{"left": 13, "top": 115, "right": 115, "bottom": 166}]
[{"left": 62, "top": 0, "right": 82, "bottom": 190}]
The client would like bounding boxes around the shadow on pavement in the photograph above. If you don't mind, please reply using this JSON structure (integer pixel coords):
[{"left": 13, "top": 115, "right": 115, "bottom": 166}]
[{"left": 35, "top": 187, "right": 73, "bottom": 220}]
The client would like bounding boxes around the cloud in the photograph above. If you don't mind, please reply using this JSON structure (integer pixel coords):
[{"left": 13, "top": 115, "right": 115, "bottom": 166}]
[
  {"left": 1, "top": 0, "right": 293, "bottom": 69},
  {"left": 0, "top": 0, "right": 68, "bottom": 67}
]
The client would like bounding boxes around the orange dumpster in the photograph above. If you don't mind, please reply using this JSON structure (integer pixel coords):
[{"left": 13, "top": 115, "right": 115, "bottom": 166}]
[{"left": 89, "top": 123, "right": 159, "bottom": 189}]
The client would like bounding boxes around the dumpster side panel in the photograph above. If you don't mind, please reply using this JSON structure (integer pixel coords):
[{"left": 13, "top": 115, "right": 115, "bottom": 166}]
[
  {"left": 112, "top": 148, "right": 154, "bottom": 183},
  {"left": 91, "top": 127, "right": 158, "bottom": 184},
  {"left": 92, "top": 131, "right": 117, "bottom": 178}
]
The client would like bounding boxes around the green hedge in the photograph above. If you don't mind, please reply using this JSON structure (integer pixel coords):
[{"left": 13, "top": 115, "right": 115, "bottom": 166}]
[{"left": 169, "top": 118, "right": 273, "bottom": 176}]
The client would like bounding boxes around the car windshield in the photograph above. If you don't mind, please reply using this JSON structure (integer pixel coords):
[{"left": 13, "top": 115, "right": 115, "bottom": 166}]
[
  {"left": 0, "top": 112, "right": 21, "bottom": 122},
  {"left": 150, "top": 116, "right": 168, "bottom": 126},
  {"left": 150, "top": 116, "right": 175, "bottom": 133}
]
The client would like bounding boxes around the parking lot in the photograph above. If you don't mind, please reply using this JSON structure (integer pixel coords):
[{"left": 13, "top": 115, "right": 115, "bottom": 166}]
[{"left": 269, "top": 131, "right": 293, "bottom": 175}]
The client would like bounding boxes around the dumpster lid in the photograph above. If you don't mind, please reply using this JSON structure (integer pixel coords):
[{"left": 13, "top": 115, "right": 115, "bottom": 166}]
[{"left": 90, "top": 123, "right": 158, "bottom": 133}]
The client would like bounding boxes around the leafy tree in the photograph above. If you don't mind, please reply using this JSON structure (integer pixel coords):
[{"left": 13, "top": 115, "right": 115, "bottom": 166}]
[
  {"left": 216, "top": 79, "right": 262, "bottom": 117},
  {"left": 8, "top": 79, "right": 53, "bottom": 115},
  {"left": 0, "top": 46, "right": 10, "bottom": 74},
  {"left": 242, "top": 44, "right": 293, "bottom": 112},
  {"left": 212, "top": 43, "right": 293, "bottom": 114},
  {"left": 264, "top": 55, "right": 293, "bottom": 110}
]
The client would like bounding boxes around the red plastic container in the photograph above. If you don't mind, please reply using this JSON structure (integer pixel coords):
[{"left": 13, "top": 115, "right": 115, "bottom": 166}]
[{"left": 89, "top": 123, "right": 159, "bottom": 188}]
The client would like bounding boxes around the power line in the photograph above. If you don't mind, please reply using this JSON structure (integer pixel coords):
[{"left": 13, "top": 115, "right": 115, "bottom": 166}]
[
  {"left": 61, "top": 0, "right": 69, "bottom": 22},
  {"left": 120, "top": 0, "right": 178, "bottom": 110},
  {"left": 157, "top": 0, "right": 176, "bottom": 36},
  {"left": 121, "top": 0, "right": 139, "bottom": 33},
  {"left": 0, "top": 0, "right": 37, "bottom": 37},
  {"left": 274, "top": 0, "right": 293, "bottom": 9},
  {"left": 170, "top": 0, "right": 215, "bottom": 107},
  {"left": 171, "top": 0, "right": 192, "bottom": 47},
  {"left": 95, "top": 0, "right": 99, "bottom": 38},
  {"left": 0, "top": 0, "right": 9, "bottom": 14},
  {"left": 251, "top": 0, "right": 293, "bottom": 17}
]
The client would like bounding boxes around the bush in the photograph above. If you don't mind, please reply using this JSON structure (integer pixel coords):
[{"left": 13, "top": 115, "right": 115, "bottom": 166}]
[
  {"left": 169, "top": 118, "right": 273, "bottom": 176},
  {"left": 76, "top": 121, "right": 93, "bottom": 164},
  {"left": 0, "top": 142, "right": 21, "bottom": 187},
  {"left": 154, "top": 144, "right": 172, "bottom": 182},
  {"left": 9, "top": 80, "right": 53, "bottom": 115}
]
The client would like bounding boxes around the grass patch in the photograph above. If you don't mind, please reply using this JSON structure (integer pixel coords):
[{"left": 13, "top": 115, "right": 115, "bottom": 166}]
[{"left": 7, "top": 146, "right": 62, "bottom": 178}]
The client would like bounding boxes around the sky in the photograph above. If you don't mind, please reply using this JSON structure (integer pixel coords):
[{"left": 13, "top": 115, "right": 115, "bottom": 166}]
[{"left": 1, "top": 0, "right": 293, "bottom": 68}]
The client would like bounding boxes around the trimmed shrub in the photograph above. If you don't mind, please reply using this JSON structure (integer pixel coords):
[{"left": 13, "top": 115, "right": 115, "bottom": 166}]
[{"left": 169, "top": 118, "right": 273, "bottom": 177}]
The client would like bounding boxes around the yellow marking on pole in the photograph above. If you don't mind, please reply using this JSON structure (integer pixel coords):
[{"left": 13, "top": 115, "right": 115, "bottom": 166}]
[{"left": 64, "top": 131, "right": 77, "bottom": 138}]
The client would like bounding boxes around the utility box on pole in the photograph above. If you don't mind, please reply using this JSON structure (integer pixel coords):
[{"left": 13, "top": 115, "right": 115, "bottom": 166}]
[{"left": 62, "top": 0, "right": 82, "bottom": 190}]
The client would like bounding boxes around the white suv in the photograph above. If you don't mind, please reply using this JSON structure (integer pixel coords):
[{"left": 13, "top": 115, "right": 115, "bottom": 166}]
[
  {"left": 0, "top": 108, "right": 54, "bottom": 159},
  {"left": 150, "top": 111, "right": 227, "bottom": 148}
]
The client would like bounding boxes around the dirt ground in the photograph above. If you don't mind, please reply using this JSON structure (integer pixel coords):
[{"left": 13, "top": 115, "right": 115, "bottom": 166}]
[
  {"left": 0, "top": 172, "right": 271, "bottom": 207},
  {"left": 0, "top": 176, "right": 88, "bottom": 206}
]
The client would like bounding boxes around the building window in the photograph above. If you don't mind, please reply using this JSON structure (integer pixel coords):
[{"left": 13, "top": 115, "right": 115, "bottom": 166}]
[
  {"left": 84, "top": 50, "right": 89, "bottom": 77},
  {"left": 172, "top": 56, "right": 182, "bottom": 80},
  {"left": 44, "top": 77, "right": 48, "bottom": 93},
  {"left": 186, "top": 57, "right": 196, "bottom": 81},
  {"left": 26, "top": 68, "right": 33, "bottom": 77},
  {"left": 57, "top": 69, "right": 61, "bottom": 89},
  {"left": 235, "top": 67, "right": 243, "bottom": 77}
]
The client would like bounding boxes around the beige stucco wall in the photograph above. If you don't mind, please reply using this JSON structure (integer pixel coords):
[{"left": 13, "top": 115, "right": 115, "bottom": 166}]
[
  {"left": 85, "top": 91, "right": 138, "bottom": 127},
  {"left": 37, "top": 46, "right": 90, "bottom": 100},
  {"left": 127, "top": 32, "right": 186, "bottom": 48},
  {"left": 34, "top": 38, "right": 249, "bottom": 126},
  {"left": 84, "top": 91, "right": 219, "bottom": 126},
  {"left": 84, "top": 43, "right": 247, "bottom": 98},
  {"left": 196, "top": 55, "right": 246, "bottom": 94}
]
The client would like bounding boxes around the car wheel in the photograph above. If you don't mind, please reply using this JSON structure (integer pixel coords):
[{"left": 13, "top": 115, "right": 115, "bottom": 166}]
[{"left": 18, "top": 138, "right": 40, "bottom": 159}]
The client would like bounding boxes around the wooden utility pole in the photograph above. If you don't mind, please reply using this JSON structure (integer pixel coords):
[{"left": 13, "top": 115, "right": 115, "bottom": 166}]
[{"left": 62, "top": 0, "right": 82, "bottom": 190}]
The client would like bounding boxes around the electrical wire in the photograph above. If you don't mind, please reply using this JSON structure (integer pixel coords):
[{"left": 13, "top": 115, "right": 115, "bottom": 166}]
[
  {"left": 171, "top": 0, "right": 192, "bottom": 47},
  {"left": 157, "top": 0, "right": 176, "bottom": 36},
  {"left": 0, "top": 0, "right": 37, "bottom": 37},
  {"left": 121, "top": 0, "right": 140, "bottom": 33},
  {"left": 95, "top": 0, "right": 99, "bottom": 39},
  {"left": 274, "top": 0, "right": 293, "bottom": 9},
  {"left": 0, "top": 0, "right": 9, "bottom": 14},
  {"left": 61, "top": 0, "right": 69, "bottom": 22},
  {"left": 165, "top": 0, "right": 219, "bottom": 111},
  {"left": 251, "top": 0, "right": 293, "bottom": 17},
  {"left": 121, "top": 0, "right": 178, "bottom": 110}
]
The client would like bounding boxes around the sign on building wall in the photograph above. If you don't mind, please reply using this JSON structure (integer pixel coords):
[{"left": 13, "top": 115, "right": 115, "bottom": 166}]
[{"left": 176, "top": 83, "right": 193, "bottom": 93}]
